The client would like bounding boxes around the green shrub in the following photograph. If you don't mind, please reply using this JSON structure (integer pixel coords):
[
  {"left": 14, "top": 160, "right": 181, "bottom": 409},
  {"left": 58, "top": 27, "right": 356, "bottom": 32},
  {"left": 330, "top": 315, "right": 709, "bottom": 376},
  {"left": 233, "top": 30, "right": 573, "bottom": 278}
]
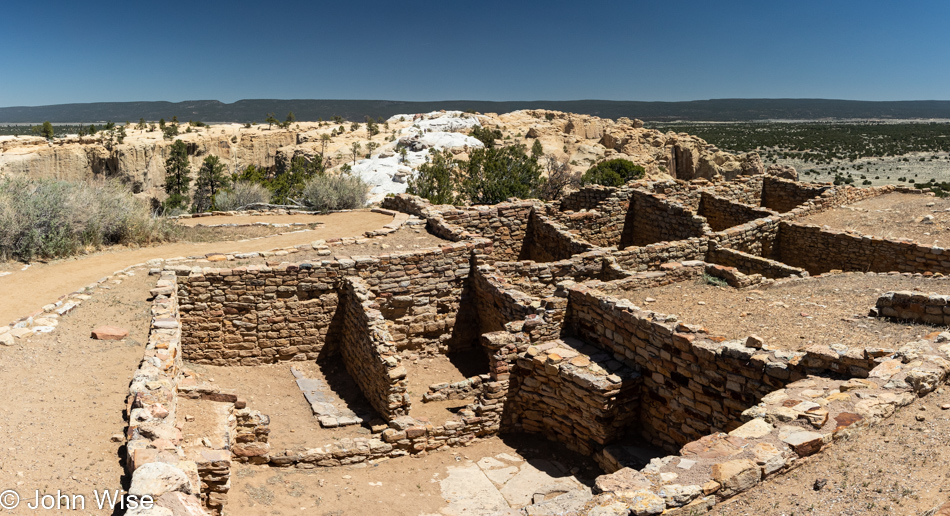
[
  {"left": 470, "top": 126, "right": 503, "bottom": 147},
  {"left": 214, "top": 181, "right": 272, "bottom": 210},
  {"left": 462, "top": 145, "right": 544, "bottom": 204},
  {"left": 0, "top": 178, "right": 175, "bottom": 262},
  {"left": 299, "top": 173, "right": 368, "bottom": 212},
  {"left": 407, "top": 149, "right": 459, "bottom": 204},
  {"left": 581, "top": 159, "right": 645, "bottom": 187}
]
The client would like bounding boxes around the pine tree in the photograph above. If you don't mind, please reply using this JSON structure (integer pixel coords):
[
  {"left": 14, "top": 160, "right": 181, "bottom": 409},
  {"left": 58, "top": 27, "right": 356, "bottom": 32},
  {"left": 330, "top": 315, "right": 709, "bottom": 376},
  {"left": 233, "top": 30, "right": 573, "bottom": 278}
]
[
  {"left": 163, "top": 139, "right": 192, "bottom": 211},
  {"left": 193, "top": 155, "right": 228, "bottom": 212}
]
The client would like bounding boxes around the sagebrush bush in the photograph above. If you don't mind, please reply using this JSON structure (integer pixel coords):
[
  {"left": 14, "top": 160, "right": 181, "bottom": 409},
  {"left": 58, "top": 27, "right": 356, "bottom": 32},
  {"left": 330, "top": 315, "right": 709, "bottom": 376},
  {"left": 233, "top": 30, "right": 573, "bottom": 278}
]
[
  {"left": 0, "top": 178, "right": 176, "bottom": 262},
  {"left": 214, "top": 181, "right": 273, "bottom": 211},
  {"left": 300, "top": 173, "right": 368, "bottom": 212}
]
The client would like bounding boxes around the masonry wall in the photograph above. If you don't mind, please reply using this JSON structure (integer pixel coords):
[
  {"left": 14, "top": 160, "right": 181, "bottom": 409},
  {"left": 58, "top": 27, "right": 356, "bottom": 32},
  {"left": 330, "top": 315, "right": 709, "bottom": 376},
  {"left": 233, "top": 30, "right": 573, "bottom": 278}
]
[
  {"left": 611, "top": 238, "right": 708, "bottom": 272},
  {"left": 875, "top": 290, "right": 950, "bottom": 325},
  {"left": 437, "top": 202, "right": 535, "bottom": 261},
  {"left": 761, "top": 176, "right": 829, "bottom": 212},
  {"left": 553, "top": 189, "right": 633, "bottom": 248},
  {"left": 619, "top": 190, "right": 710, "bottom": 248},
  {"left": 775, "top": 221, "right": 950, "bottom": 275},
  {"left": 519, "top": 209, "right": 595, "bottom": 262},
  {"left": 558, "top": 185, "right": 617, "bottom": 212},
  {"left": 177, "top": 240, "right": 489, "bottom": 365},
  {"left": 510, "top": 340, "right": 642, "bottom": 455},
  {"left": 337, "top": 277, "right": 410, "bottom": 420},
  {"left": 562, "top": 286, "right": 790, "bottom": 450},
  {"left": 698, "top": 192, "right": 776, "bottom": 232},
  {"left": 706, "top": 245, "right": 806, "bottom": 279},
  {"left": 708, "top": 217, "right": 781, "bottom": 257}
]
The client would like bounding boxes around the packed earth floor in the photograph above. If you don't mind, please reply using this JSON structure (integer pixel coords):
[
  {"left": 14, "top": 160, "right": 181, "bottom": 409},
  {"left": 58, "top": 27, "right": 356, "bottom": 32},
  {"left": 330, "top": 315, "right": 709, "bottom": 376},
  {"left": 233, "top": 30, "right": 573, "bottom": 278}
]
[
  {"left": 799, "top": 192, "right": 950, "bottom": 246},
  {"left": 621, "top": 274, "right": 940, "bottom": 351}
]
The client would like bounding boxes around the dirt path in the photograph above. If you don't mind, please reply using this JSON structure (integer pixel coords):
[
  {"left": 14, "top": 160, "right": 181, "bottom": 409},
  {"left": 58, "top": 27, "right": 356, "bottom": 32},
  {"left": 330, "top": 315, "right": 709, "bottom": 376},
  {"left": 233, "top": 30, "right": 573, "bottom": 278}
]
[
  {"left": 0, "top": 270, "right": 153, "bottom": 514},
  {"left": 0, "top": 211, "right": 391, "bottom": 325},
  {"left": 176, "top": 213, "right": 329, "bottom": 226}
]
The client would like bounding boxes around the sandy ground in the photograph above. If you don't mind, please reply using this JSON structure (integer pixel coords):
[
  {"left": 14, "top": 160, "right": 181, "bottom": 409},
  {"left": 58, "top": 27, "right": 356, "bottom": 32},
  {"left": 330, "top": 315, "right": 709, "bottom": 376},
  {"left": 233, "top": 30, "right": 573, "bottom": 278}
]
[
  {"left": 0, "top": 211, "right": 391, "bottom": 326},
  {"left": 621, "top": 273, "right": 940, "bottom": 351},
  {"left": 710, "top": 386, "right": 950, "bottom": 516},
  {"left": 0, "top": 270, "right": 153, "bottom": 514},
  {"left": 228, "top": 434, "right": 600, "bottom": 516},
  {"left": 404, "top": 352, "right": 484, "bottom": 424},
  {"left": 193, "top": 362, "right": 382, "bottom": 452},
  {"left": 799, "top": 192, "right": 950, "bottom": 246}
]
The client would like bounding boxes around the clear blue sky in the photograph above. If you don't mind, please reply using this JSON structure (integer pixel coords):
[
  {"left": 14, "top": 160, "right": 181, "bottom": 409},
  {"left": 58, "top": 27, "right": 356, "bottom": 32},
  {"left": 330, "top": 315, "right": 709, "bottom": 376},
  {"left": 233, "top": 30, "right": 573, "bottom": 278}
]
[{"left": 1, "top": 0, "right": 948, "bottom": 106}]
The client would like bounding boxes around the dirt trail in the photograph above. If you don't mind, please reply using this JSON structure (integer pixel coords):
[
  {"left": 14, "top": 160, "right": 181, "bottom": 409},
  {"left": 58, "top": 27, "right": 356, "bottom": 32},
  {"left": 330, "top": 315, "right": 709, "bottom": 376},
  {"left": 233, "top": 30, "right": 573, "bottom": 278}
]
[
  {"left": 176, "top": 213, "right": 328, "bottom": 226},
  {"left": 0, "top": 271, "right": 153, "bottom": 514},
  {"left": 0, "top": 211, "right": 391, "bottom": 325}
]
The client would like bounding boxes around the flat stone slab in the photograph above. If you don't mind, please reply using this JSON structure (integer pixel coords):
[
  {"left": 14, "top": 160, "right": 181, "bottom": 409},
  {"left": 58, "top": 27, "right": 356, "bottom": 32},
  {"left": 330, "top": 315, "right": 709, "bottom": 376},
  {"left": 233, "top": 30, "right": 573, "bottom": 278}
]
[
  {"left": 498, "top": 460, "right": 584, "bottom": 508},
  {"left": 91, "top": 325, "right": 130, "bottom": 340},
  {"left": 728, "top": 418, "right": 773, "bottom": 439},
  {"left": 439, "top": 464, "right": 510, "bottom": 515},
  {"left": 293, "top": 371, "right": 363, "bottom": 427},
  {"left": 484, "top": 466, "right": 519, "bottom": 485}
]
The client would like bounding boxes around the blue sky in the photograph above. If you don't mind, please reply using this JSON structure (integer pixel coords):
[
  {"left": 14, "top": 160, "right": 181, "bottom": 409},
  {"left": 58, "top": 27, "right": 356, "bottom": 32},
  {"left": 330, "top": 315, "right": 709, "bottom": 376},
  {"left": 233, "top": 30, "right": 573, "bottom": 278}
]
[{"left": 1, "top": 0, "right": 948, "bottom": 106}]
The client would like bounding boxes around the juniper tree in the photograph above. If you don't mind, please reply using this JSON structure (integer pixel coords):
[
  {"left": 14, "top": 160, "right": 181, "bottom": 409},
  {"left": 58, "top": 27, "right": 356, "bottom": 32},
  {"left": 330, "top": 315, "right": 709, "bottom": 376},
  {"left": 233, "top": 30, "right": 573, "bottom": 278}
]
[{"left": 163, "top": 139, "right": 191, "bottom": 211}]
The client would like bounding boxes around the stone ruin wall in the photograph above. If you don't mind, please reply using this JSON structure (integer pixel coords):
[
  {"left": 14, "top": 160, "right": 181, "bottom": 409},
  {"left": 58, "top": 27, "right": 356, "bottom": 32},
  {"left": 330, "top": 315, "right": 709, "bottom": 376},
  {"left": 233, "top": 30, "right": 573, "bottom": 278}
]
[
  {"left": 336, "top": 277, "right": 410, "bottom": 420},
  {"left": 697, "top": 191, "right": 777, "bottom": 232},
  {"left": 619, "top": 190, "right": 711, "bottom": 248},
  {"left": 874, "top": 290, "right": 950, "bottom": 325},
  {"left": 775, "top": 221, "right": 950, "bottom": 275},
  {"left": 177, "top": 239, "right": 490, "bottom": 365},
  {"left": 519, "top": 209, "right": 595, "bottom": 262}
]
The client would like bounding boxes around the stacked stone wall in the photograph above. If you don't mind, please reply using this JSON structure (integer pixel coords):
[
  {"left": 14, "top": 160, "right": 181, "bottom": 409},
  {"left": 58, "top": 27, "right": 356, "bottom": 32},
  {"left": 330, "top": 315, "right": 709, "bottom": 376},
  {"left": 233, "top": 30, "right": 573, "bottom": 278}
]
[
  {"left": 337, "top": 277, "right": 410, "bottom": 420},
  {"left": 558, "top": 185, "right": 617, "bottom": 212},
  {"left": 437, "top": 202, "right": 536, "bottom": 261},
  {"left": 177, "top": 240, "right": 489, "bottom": 365},
  {"left": 611, "top": 238, "right": 708, "bottom": 272},
  {"left": 775, "top": 221, "right": 950, "bottom": 275},
  {"left": 698, "top": 192, "right": 776, "bottom": 232},
  {"left": 619, "top": 190, "right": 710, "bottom": 248},
  {"left": 706, "top": 245, "right": 806, "bottom": 279},
  {"left": 875, "top": 291, "right": 950, "bottom": 325},
  {"left": 561, "top": 284, "right": 875, "bottom": 450},
  {"left": 761, "top": 176, "right": 829, "bottom": 212},
  {"left": 509, "top": 339, "right": 642, "bottom": 455},
  {"left": 519, "top": 209, "right": 595, "bottom": 262}
]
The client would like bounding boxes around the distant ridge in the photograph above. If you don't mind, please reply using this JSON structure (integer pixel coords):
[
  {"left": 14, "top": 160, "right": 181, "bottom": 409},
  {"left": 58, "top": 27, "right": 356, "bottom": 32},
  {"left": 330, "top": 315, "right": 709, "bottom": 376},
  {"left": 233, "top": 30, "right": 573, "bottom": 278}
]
[{"left": 4, "top": 99, "right": 950, "bottom": 124}]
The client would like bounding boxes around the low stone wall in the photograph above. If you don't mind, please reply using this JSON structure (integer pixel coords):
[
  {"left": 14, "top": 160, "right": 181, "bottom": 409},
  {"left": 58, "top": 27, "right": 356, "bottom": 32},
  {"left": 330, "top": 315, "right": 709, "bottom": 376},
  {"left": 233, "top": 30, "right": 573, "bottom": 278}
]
[
  {"left": 761, "top": 175, "right": 829, "bottom": 212},
  {"left": 519, "top": 209, "right": 595, "bottom": 262},
  {"left": 124, "top": 272, "right": 213, "bottom": 515},
  {"left": 611, "top": 238, "right": 708, "bottom": 272},
  {"left": 709, "top": 216, "right": 781, "bottom": 257},
  {"left": 436, "top": 202, "right": 536, "bottom": 261},
  {"left": 337, "top": 277, "right": 410, "bottom": 420},
  {"left": 619, "top": 190, "right": 710, "bottom": 248},
  {"left": 775, "top": 221, "right": 950, "bottom": 275},
  {"left": 558, "top": 185, "right": 617, "bottom": 212},
  {"left": 265, "top": 376, "right": 509, "bottom": 468},
  {"left": 508, "top": 339, "right": 642, "bottom": 455},
  {"left": 707, "top": 245, "right": 806, "bottom": 279},
  {"left": 423, "top": 374, "right": 487, "bottom": 402},
  {"left": 561, "top": 283, "right": 879, "bottom": 451},
  {"left": 874, "top": 291, "right": 950, "bottom": 325},
  {"left": 698, "top": 192, "right": 776, "bottom": 232},
  {"left": 177, "top": 239, "right": 490, "bottom": 365},
  {"left": 231, "top": 408, "right": 271, "bottom": 462},
  {"left": 490, "top": 250, "right": 629, "bottom": 292},
  {"left": 553, "top": 188, "right": 632, "bottom": 248}
]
